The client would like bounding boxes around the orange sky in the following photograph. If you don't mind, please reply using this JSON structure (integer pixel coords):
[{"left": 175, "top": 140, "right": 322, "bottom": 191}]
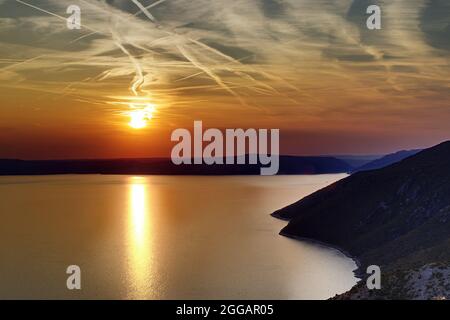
[{"left": 0, "top": 0, "right": 449, "bottom": 159}]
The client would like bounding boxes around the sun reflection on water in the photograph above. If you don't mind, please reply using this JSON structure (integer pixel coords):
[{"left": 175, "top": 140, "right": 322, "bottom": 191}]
[{"left": 127, "top": 176, "right": 153, "bottom": 299}]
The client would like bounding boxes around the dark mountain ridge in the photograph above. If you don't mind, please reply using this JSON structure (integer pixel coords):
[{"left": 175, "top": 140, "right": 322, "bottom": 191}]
[{"left": 0, "top": 155, "right": 352, "bottom": 175}]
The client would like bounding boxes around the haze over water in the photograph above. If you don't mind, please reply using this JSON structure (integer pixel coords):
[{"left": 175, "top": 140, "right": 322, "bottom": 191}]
[{"left": 0, "top": 174, "right": 358, "bottom": 299}]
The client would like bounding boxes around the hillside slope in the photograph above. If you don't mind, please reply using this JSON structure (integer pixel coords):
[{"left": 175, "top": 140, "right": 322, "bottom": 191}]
[
  {"left": 352, "top": 149, "right": 421, "bottom": 173},
  {"left": 272, "top": 141, "right": 450, "bottom": 299}
]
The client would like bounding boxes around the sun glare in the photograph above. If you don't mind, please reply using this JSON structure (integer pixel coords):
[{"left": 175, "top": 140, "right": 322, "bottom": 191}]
[
  {"left": 128, "top": 104, "right": 155, "bottom": 129},
  {"left": 129, "top": 110, "right": 147, "bottom": 129}
]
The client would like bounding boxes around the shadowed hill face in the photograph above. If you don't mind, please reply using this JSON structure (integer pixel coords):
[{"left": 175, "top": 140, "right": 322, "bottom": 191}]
[
  {"left": 273, "top": 141, "right": 450, "bottom": 270},
  {"left": 352, "top": 149, "right": 422, "bottom": 173}
]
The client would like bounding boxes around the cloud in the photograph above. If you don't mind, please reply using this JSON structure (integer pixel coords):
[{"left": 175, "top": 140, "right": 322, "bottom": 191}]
[{"left": 0, "top": 0, "right": 448, "bottom": 128}]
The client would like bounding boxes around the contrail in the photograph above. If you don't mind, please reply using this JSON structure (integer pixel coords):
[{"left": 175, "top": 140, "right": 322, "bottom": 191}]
[
  {"left": 174, "top": 54, "right": 282, "bottom": 98},
  {"left": 70, "top": 31, "right": 97, "bottom": 44},
  {"left": 143, "top": 0, "right": 168, "bottom": 11},
  {"left": 0, "top": 55, "right": 45, "bottom": 71},
  {"left": 174, "top": 55, "right": 254, "bottom": 82},
  {"left": 111, "top": 30, "right": 145, "bottom": 96},
  {"left": 12, "top": 0, "right": 292, "bottom": 109},
  {"left": 176, "top": 44, "right": 246, "bottom": 106},
  {"left": 131, "top": 0, "right": 158, "bottom": 24},
  {"left": 129, "top": 0, "right": 251, "bottom": 104},
  {"left": 71, "top": 0, "right": 168, "bottom": 44},
  {"left": 84, "top": 0, "right": 267, "bottom": 104}
]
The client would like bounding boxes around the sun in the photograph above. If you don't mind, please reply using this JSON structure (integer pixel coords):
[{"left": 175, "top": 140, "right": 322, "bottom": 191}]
[
  {"left": 128, "top": 104, "right": 155, "bottom": 129},
  {"left": 129, "top": 110, "right": 147, "bottom": 129}
]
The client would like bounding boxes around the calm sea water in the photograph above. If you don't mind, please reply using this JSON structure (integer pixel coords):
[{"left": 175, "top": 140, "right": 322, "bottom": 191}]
[{"left": 0, "top": 174, "right": 358, "bottom": 299}]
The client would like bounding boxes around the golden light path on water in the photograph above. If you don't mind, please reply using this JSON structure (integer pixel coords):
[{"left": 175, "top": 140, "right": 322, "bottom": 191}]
[{"left": 127, "top": 176, "right": 153, "bottom": 299}]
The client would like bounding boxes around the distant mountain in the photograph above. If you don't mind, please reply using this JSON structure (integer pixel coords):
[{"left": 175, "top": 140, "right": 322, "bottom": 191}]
[
  {"left": 352, "top": 149, "right": 421, "bottom": 173},
  {"left": 272, "top": 141, "right": 450, "bottom": 299},
  {"left": 334, "top": 155, "right": 381, "bottom": 168},
  {"left": 0, "top": 155, "right": 351, "bottom": 175}
]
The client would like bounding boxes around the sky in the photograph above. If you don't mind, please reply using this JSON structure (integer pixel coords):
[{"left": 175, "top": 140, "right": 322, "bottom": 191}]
[{"left": 0, "top": 0, "right": 449, "bottom": 159}]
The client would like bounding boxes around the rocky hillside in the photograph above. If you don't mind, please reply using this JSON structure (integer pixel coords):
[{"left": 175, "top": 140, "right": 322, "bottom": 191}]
[{"left": 273, "top": 141, "right": 450, "bottom": 299}]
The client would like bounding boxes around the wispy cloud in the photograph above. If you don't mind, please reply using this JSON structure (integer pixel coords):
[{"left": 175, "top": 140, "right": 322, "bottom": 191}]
[{"left": 0, "top": 0, "right": 448, "bottom": 128}]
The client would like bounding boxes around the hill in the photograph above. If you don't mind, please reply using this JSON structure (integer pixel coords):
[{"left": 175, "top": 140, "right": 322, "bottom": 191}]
[
  {"left": 352, "top": 149, "right": 421, "bottom": 173},
  {"left": 272, "top": 141, "right": 450, "bottom": 299}
]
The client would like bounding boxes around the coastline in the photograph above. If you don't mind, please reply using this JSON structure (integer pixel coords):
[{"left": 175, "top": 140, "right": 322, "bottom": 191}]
[{"left": 279, "top": 229, "right": 364, "bottom": 278}]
